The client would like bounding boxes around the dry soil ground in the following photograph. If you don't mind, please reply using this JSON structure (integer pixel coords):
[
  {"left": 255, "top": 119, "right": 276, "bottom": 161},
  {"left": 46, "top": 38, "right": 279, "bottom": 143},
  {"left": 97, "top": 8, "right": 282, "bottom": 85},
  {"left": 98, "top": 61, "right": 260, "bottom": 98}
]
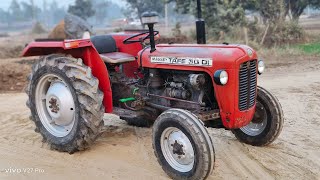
[{"left": 0, "top": 36, "right": 319, "bottom": 180}]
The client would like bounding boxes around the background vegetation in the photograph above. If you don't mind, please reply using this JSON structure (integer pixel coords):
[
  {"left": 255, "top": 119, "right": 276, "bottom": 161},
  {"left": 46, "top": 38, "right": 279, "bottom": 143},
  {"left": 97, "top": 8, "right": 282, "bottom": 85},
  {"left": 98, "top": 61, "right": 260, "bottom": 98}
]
[{"left": 0, "top": 0, "right": 320, "bottom": 49}]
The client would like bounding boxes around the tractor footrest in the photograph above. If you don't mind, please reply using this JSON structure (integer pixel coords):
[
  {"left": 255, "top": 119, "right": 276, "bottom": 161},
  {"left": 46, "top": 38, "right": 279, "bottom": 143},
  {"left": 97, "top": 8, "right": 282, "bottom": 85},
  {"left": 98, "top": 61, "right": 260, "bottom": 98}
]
[{"left": 113, "top": 107, "right": 145, "bottom": 120}]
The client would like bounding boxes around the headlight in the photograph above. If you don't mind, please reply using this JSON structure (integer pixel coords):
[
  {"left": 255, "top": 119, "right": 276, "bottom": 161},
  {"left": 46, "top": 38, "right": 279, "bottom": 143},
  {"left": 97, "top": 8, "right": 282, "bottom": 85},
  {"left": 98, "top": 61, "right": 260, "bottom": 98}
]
[
  {"left": 258, "top": 60, "right": 265, "bottom": 75},
  {"left": 214, "top": 70, "right": 228, "bottom": 85}
]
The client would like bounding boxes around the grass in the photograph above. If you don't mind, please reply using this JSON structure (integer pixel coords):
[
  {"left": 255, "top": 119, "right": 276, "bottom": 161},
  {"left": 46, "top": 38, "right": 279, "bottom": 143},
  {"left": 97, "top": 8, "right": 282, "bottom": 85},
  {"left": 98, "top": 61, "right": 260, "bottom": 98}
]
[{"left": 297, "top": 42, "right": 320, "bottom": 54}]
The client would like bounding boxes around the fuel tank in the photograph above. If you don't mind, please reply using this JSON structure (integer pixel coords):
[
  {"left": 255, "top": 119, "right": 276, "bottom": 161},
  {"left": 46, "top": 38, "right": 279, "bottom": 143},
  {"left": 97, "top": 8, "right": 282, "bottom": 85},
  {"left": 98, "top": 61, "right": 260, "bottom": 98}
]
[{"left": 138, "top": 44, "right": 259, "bottom": 129}]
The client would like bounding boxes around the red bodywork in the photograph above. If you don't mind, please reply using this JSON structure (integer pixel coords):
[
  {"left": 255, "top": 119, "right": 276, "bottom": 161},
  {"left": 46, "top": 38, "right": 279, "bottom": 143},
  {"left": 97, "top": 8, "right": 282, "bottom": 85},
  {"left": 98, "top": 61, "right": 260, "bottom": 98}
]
[
  {"left": 109, "top": 33, "right": 143, "bottom": 78},
  {"left": 138, "top": 44, "right": 257, "bottom": 129},
  {"left": 22, "top": 39, "right": 113, "bottom": 113},
  {"left": 22, "top": 33, "right": 143, "bottom": 113},
  {"left": 22, "top": 33, "right": 257, "bottom": 129}
]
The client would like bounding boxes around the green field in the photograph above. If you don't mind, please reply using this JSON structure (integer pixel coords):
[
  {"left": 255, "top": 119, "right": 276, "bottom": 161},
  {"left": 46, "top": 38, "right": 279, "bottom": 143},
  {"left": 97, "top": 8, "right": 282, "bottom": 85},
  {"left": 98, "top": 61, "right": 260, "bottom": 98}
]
[{"left": 298, "top": 42, "right": 320, "bottom": 54}]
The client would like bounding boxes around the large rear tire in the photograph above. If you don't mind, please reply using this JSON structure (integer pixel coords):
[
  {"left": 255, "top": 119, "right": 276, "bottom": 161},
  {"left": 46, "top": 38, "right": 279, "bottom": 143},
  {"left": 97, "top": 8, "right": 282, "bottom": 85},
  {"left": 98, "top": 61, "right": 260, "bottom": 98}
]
[
  {"left": 233, "top": 86, "right": 284, "bottom": 146},
  {"left": 26, "top": 54, "right": 105, "bottom": 153},
  {"left": 153, "top": 109, "right": 215, "bottom": 180}
]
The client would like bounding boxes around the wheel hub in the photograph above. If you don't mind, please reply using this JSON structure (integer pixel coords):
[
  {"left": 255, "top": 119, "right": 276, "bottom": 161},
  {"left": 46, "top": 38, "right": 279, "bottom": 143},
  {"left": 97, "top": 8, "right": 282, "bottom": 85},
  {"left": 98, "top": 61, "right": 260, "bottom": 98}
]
[
  {"left": 45, "top": 82, "right": 75, "bottom": 126},
  {"left": 240, "top": 101, "right": 268, "bottom": 136},
  {"left": 48, "top": 97, "right": 60, "bottom": 113},
  {"left": 251, "top": 102, "right": 266, "bottom": 124},
  {"left": 161, "top": 127, "right": 195, "bottom": 172},
  {"left": 35, "top": 74, "right": 76, "bottom": 137},
  {"left": 171, "top": 140, "right": 185, "bottom": 156}
]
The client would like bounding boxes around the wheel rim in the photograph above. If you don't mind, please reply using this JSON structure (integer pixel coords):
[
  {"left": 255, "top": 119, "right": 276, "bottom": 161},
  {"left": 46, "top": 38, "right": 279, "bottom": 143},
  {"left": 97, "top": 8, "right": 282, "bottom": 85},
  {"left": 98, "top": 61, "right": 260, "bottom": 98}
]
[
  {"left": 240, "top": 101, "right": 267, "bottom": 136},
  {"left": 160, "top": 127, "right": 195, "bottom": 172},
  {"left": 35, "top": 74, "right": 76, "bottom": 137}
]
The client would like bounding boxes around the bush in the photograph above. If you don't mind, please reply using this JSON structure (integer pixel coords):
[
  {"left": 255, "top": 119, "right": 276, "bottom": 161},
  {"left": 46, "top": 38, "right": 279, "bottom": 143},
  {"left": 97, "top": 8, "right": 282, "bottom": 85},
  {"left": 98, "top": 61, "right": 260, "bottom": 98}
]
[
  {"left": 157, "top": 35, "right": 191, "bottom": 44},
  {"left": 172, "top": 23, "right": 182, "bottom": 37},
  {"left": 113, "top": 27, "right": 123, "bottom": 33},
  {"left": 31, "top": 22, "right": 47, "bottom": 34},
  {"left": 188, "top": 29, "right": 197, "bottom": 41},
  {"left": 264, "top": 21, "right": 305, "bottom": 47},
  {"left": 247, "top": 17, "right": 263, "bottom": 42}
]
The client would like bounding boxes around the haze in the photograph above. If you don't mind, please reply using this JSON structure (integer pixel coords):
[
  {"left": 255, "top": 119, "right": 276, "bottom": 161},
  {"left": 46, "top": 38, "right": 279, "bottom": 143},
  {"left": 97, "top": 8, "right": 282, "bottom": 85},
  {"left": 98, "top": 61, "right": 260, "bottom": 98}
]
[{"left": 0, "top": 0, "right": 125, "bottom": 10}]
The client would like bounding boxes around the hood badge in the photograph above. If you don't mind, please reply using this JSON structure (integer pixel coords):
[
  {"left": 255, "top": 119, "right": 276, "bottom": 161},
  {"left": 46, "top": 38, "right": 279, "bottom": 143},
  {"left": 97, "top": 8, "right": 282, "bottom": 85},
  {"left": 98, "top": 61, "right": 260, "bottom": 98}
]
[
  {"left": 247, "top": 48, "right": 254, "bottom": 58},
  {"left": 150, "top": 56, "right": 213, "bottom": 67},
  {"left": 246, "top": 61, "right": 251, "bottom": 69}
]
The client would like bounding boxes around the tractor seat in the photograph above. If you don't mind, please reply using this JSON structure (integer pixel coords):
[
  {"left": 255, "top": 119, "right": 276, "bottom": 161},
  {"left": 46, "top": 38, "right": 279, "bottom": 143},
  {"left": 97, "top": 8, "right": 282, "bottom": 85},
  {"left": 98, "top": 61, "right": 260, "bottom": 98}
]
[
  {"left": 100, "top": 52, "right": 135, "bottom": 64},
  {"left": 91, "top": 35, "right": 135, "bottom": 64}
]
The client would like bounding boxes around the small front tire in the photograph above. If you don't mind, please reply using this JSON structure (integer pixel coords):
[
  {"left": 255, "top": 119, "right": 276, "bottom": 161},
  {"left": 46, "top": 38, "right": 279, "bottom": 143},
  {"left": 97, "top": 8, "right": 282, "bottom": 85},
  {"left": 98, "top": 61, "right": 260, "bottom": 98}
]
[
  {"left": 152, "top": 109, "right": 215, "bottom": 180},
  {"left": 233, "top": 86, "right": 284, "bottom": 146}
]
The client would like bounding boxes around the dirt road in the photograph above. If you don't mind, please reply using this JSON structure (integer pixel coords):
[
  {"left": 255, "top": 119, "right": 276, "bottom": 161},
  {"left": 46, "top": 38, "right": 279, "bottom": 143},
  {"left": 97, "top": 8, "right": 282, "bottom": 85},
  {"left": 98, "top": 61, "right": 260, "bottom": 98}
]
[{"left": 0, "top": 60, "right": 319, "bottom": 180}]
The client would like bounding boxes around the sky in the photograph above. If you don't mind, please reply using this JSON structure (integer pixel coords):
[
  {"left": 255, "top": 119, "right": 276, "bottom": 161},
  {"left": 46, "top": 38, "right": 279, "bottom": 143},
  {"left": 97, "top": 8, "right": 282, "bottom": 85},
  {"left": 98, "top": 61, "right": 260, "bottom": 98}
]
[{"left": 0, "top": 0, "right": 126, "bottom": 10}]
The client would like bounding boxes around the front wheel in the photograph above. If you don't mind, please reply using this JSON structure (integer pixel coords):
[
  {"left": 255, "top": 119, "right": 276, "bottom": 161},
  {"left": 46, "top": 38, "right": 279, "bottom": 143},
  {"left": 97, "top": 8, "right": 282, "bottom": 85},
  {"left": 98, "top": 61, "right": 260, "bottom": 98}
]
[
  {"left": 152, "top": 109, "right": 215, "bottom": 180},
  {"left": 233, "top": 86, "right": 284, "bottom": 146}
]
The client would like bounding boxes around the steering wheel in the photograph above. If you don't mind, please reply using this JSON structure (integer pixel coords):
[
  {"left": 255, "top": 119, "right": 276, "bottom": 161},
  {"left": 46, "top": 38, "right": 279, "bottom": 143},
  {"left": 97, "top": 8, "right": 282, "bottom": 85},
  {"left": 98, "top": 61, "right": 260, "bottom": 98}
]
[{"left": 123, "top": 31, "right": 159, "bottom": 45}]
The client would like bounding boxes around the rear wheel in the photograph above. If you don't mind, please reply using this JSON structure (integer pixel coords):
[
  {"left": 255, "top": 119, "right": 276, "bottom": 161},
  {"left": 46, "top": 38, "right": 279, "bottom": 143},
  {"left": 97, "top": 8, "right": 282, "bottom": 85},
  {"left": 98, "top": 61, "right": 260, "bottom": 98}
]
[
  {"left": 26, "top": 54, "right": 105, "bottom": 153},
  {"left": 233, "top": 86, "right": 284, "bottom": 146},
  {"left": 153, "top": 109, "right": 215, "bottom": 180}
]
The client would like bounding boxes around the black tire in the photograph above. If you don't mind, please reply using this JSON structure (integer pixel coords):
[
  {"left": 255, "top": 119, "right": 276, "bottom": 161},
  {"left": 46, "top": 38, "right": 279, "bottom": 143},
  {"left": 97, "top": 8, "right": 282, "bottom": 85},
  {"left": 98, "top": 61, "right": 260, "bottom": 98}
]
[
  {"left": 26, "top": 54, "right": 105, "bottom": 153},
  {"left": 232, "top": 86, "right": 284, "bottom": 146},
  {"left": 153, "top": 109, "right": 215, "bottom": 180}
]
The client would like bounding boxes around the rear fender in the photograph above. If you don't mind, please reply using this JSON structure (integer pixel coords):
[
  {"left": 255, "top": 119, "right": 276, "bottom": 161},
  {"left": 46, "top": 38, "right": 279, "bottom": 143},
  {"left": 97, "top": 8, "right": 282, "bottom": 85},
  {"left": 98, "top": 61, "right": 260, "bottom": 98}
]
[{"left": 22, "top": 39, "right": 113, "bottom": 113}]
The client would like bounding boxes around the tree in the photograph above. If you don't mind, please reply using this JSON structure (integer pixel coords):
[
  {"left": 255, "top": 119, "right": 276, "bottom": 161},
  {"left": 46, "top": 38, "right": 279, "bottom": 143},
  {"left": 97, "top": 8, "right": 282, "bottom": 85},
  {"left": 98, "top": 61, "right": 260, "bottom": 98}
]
[
  {"left": 245, "top": 0, "right": 320, "bottom": 21},
  {"left": 259, "top": 0, "right": 285, "bottom": 23},
  {"left": 0, "top": 8, "right": 10, "bottom": 25},
  {"left": 285, "top": 0, "right": 320, "bottom": 20},
  {"left": 68, "top": 0, "right": 95, "bottom": 20},
  {"left": 9, "top": 0, "right": 23, "bottom": 21},
  {"left": 172, "top": 0, "right": 246, "bottom": 38},
  {"left": 49, "top": 0, "right": 66, "bottom": 25},
  {"left": 20, "top": 1, "right": 42, "bottom": 21},
  {"left": 124, "top": 0, "right": 165, "bottom": 24},
  {"left": 243, "top": 0, "right": 305, "bottom": 46},
  {"left": 241, "top": 0, "right": 259, "bottom": 11},
  {"left": 106, "top": 2, "right": 124, "bottom": 19},
  {"left": 20, "top": 2, "right": 33, "bottom": 20},
  {"left": 92, "top": 0, "right": 109, "bottom": 23},
  {"left": 310, "top": 0, "right": 320, "bottom": 9},
  {"left": 1, "top": 0, "right": 42, "bottom": 25}
]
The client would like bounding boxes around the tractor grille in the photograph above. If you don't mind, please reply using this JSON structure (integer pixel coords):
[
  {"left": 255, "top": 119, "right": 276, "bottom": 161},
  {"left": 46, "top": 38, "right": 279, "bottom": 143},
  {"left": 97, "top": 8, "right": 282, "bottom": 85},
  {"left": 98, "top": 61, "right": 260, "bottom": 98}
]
[{"left": 239, "top": 60, "right": 257, "bottom": 111}]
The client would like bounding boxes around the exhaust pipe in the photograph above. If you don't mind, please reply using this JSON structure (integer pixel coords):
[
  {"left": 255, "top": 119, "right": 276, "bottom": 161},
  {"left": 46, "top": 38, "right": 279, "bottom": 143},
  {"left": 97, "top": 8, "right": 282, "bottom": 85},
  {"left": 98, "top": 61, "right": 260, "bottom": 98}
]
[{"left": 196, "top": 0, "right": 206, "bottom": 44}]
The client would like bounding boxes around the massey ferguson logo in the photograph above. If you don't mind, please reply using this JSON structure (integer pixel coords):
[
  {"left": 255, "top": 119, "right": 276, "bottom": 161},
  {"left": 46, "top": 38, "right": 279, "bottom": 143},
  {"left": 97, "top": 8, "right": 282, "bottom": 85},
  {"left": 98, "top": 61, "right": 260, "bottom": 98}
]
[
  {"left": 151, "top": 56, "right": 213, "bottom": 67},
  {"left": 246, "top": 61, "right": 251, "bottom": 69}
]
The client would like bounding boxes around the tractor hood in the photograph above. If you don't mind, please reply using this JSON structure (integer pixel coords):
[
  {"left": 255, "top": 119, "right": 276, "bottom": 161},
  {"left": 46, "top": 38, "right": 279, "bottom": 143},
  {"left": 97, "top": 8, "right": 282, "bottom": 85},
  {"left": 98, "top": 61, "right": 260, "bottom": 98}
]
[
  {"left": 138, "top": 44, "right": 259, "bottom": 129},
  {"left": 138, "top": 44, "right": 257, "bottom": 75}
]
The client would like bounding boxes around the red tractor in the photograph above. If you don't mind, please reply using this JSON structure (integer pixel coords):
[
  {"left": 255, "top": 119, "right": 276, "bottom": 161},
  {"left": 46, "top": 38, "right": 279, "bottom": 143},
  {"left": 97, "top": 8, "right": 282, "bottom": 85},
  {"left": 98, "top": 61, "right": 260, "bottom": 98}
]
[{"left": 22, "top": 2, "right": 283, "bottom": 180}]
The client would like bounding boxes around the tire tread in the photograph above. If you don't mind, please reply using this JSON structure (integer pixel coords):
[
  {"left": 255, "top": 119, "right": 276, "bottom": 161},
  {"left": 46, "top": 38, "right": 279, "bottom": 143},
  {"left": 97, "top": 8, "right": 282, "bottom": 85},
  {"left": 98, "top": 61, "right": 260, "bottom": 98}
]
[{"left": 26, "top": 54, "right": 105, "bottom": 153}]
